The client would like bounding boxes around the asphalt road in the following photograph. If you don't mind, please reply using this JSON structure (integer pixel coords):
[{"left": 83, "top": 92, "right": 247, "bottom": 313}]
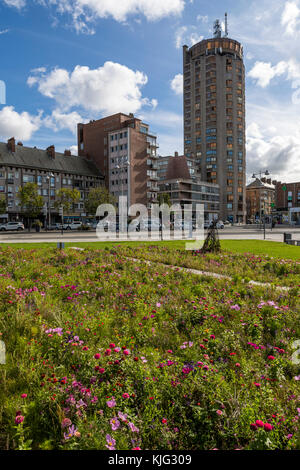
[{"left": 0, "top": 226, "right": 300, "bottom": 243}]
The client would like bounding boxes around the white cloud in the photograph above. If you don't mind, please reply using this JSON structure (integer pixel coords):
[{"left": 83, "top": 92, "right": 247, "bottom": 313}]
[
  {"left": 170, "top": 74, "right": 183, "bottom": 95},
  {"left": 43, "top": 109, "right": 84, "bottom": 134},
  {"left": 175, "top": 25, "right": 203, "bottom": 49},
  {"left": 248, "top": 61, "right": 287, "bottom": 87},
  {"left": 3, "top": 0, "right": 25, "bottom": 9},
  {"left": 197, "top": 15, "right": 208, "bottom": 23},
  {"left": 0, "top": 106, "right": 41, "bottom": 140},
  {"left": 0, "top": 29, "right": 9, "bottom": 34},
  {"left": 246, "top": 101, "right": 300, "bottom": 182},
  {"left": 281, "top": 1, "right": 300, "bottom": 35},
  {"left": 69, "top": 145, "right": 78, "bottom": 156},
  {"left": 6, "top": 0, "right": 185, "bottom": 32},
  {"left": 27, "top": 62, "right": 157, "bottom": 115}
]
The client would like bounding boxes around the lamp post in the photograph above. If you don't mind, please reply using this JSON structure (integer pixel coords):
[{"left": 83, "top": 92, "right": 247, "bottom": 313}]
[{"left": 252, "top": 170, "right": 271, "bottom": 238}]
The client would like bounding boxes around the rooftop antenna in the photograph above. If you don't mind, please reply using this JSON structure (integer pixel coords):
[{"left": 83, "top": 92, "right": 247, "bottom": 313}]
[
  {"left": 213, "top": 19, "right": 222, "bottom": 38},
  {"left": 224, "top": 12, "right": 228, "bottom": 37}
]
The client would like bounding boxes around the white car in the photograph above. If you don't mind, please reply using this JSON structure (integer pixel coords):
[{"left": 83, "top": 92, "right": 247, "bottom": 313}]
[
  {"left": 63, "top": 221, "right": 83, "bottom": 230},
  {"left": 0, "top": 221, "right": 25, "bottom": 231}
]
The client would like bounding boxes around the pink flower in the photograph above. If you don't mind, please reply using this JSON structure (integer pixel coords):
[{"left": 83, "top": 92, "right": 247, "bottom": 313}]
[
  {"left": 255, "top": 420, "right": 264, "bottom": 428},
  {"left": 105, "top": 348, "right": 111, "bottom": 356},
  {"left": 94, "top": 353, "right": 101, "bottom": 359},
  {"left": 106, "top": 397, "right": 116, "bottom": 408},
  {"left": 250, "top": 423, "right": 257, "bottom": 431},
  {"left": 61, "top": 418, "right": 72, "bottom": 428},
  {"left": 21, "top": 393, "right": 27, "bottom": 399},
  {"left": 128, "top": 422, "right": 139, "bottom": 433},
  {"left": 110, "top": 417, "right": 120, "bottom": 431},
  {"left": 122, "top": 393, "right": 130, "bottom": 399},
  {"left": 15, "top": 415, "right": 24, "bottom": 425},
  {"left": 216, "top": 410, "right": 222, "bottom": 416},
  {"left": 123, "top": 349, "right": 130, "bottom": 356},
  {"left": 118, "top": 411, "right": 128, "bottom": 422},
  {"left": 264, "top": 423, "right": 273, "bottom": 432},
  {"left": 268, "top": 355, "right": 275, "bottom": 361},
  {"left": 109, "top": 343, "right": 116, "bottom": 348},
  {"left": 106, "top": 434, "right": 116, "bottom": 450},
  {"left": 162, "top": 418, "right": 167, "bottom": 424}
]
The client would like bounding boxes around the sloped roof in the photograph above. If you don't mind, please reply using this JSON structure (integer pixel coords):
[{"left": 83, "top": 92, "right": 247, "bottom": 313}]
[
  {"left": 246, "top": 178, "right": 275, "bottom": 190},
  {"left": 0, "top": 142, "right": 103, "bottom": 178}
]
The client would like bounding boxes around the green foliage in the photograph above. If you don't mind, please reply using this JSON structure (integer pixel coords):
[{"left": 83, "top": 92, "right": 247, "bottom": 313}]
[
  {"left": 54, "top": 188, "right": 80, "bottom": 214},
  {"left": 84, "top": 186, "right": 116, "bottom": 216},
  {"left": 17, "top": 183, "right": 44, "bottom": 219}
]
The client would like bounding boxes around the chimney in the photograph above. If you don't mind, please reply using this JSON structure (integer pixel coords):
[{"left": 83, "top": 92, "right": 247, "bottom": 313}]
[
  {"left": 17, "top": 141, "right": 23, "bottom": 146},
  {"left": 266, "top": 178, "right": 271, "bottom": 184},
  {"left": 261, "top": 177, "right": 266, "bottom": 183},
  {"left": 47, "top": 145, "right": 55, "bottom": 159},
  {"left": 272, "top": 180, "right": 277, "bottom": 185},
  {"left": 174, "top": 151, "right": 179, "bottom": 157},
  {"left": 64, "top": 149, "right": 71, "bottom": 156},
  {"left": 7, "top": 137, "right": 15, "bottom": 152}
]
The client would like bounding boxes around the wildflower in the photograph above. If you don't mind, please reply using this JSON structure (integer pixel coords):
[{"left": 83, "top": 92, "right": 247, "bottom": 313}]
[
  {"left": 61, "top": 418, "right": 72, "bottom": 428},
  {"left": 106, "top": 397, "right": 116, "bottom": 408},
  {"left": 128, "top": 422, "right": 139, "bottom": 433},
  {"left": 94, "top": 353, "right": 101, "bottom": 359},
  {"left": 250, "top": 423, "right": 257, "bottom": 431},
  {"left": 123, "top": 349, "right": 130, "bottom": 356},
  {"left": 132, "top": 447, "right": 141, "bottom": 450},
  {"left": 64, "top": 425, "right": 77, "bottom": 440},
  {"left": 109, "top": 343, "right": 116, "bottom": 348},
  {"left": 268, "top": 355, "right": 275, "bottom": 361},
  {"left": 264, "top": 423, "right": 273, "bottom": 432},
  {"left": 122, "top": 393, "right": 130, "bottom": 399},
  {"left": 255, "top": 420, "right": 264, "bottom": 428},
  {"left": 105, "top": 348, "right": 111, "bottom": 356},
  {"left": 15, "top": 415, "right": 24, "bottom": 425},
  {"left": 118, "top": 411, "right": 128, "bottom": 422},
  {"left": 162, "top": 418, "right": 167, "bottom": 424},
  {"left": 21, "top": 393, "right": 27, "bottom": 399},
  {"left": 216, "top": 410, "right": 222, "bottom": 416},
  {"left": 105, "top": 434, "right": 116, "bottom": 450},
  {"left": 110, "top": 418, "right": 121, "bottom": 431}
]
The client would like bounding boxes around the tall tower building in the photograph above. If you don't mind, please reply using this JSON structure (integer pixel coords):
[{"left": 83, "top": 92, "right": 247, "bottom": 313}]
[{"left": 183, "top": 14, "right": 246, "bottom": 223}]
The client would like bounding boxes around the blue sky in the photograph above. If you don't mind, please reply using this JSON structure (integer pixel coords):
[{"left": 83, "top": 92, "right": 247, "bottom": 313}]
[{"left": 1, "top": 0, "right": 300, "bottom": 182}]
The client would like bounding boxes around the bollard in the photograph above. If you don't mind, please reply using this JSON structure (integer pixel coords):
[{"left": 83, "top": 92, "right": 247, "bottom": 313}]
[
  {"left": 283, "top": 233, "right": 292, "bottom": 243},
  {"left": 57, "top": 242, "right": 65, "bottom": 250}
]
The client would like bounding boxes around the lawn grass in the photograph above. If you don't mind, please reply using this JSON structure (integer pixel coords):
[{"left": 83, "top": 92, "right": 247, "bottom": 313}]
[{"left": 0, "top": 239, "right": 299, "bottom": 260}]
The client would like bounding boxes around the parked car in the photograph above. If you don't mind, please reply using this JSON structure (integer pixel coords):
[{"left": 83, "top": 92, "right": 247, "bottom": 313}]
[
  {"left": 204, "top": 220, "right": 224, "bottom": 229},
  {"left": 63, "top": 221, "right": 83, "bottom": 230},
  {"left": 0, "top": 221, "right": 25, "bottom": 231}
]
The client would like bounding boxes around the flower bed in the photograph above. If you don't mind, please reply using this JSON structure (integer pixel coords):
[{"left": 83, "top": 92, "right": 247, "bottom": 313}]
[
  {"left": 0, "top": 246, "right": 299, "bottom": 450},
  {"left": 115, "top": 245, "right": 300, "bottom": 287}
]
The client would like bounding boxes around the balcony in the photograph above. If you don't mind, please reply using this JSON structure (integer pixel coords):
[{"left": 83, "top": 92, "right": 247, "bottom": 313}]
[{"left": 6, "top": 178, "right": 14, "bottom": 184}]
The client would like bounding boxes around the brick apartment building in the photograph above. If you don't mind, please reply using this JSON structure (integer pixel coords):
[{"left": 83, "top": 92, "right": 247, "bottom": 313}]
[
  {"left": 275, "top": 180, "right": 300, "bottom": 225},
  {"left": 0, "top": 137, "right": 103, "bottom": 225},
  {"left": 77, "top": 113, "right": 159, "bottom": 209}
]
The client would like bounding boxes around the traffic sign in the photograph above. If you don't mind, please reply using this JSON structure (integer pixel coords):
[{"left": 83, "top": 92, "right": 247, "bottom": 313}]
[{"left": 282, "top": 185, "right": 287, "bottom": 191}]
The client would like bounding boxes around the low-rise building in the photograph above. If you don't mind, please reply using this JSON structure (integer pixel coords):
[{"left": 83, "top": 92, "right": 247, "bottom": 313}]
[
  {"left": 158, "top": 153, "right": 220, "bottom": 221},
  {"left": 275, "top": 181, "right": 300, "bottom": 225},
  {"left": 246, "top": 177, "right": 276, "bottom": 223},
  {"left": 0, "top": 138, "right": 103, "bottom": 225}
]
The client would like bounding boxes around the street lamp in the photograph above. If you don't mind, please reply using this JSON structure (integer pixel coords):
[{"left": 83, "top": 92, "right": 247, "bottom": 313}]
[{"left": 252, "top": 170, "right": 271, "bottom": 238}]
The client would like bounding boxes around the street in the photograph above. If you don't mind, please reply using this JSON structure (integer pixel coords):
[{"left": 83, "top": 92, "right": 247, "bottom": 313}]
[{"left": 0, "top": 226, "right": 300, "bottom": 243}]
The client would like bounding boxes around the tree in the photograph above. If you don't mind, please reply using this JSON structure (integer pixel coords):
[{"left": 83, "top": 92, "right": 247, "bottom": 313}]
[
  {"left": 158, "top": 193, "right": 171, "bottom": 207},
  {"left": 0, "top": 195, "right": 6, "bottom": 215},
  {"left": 84, "top": 186, "right": 116, "bottom": 217},
  {"left": 54, "top": 188, "right": 80, "bottom": 214},
  {"left": 17, "top": 183, "right": 44, "bottom": 231}
]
